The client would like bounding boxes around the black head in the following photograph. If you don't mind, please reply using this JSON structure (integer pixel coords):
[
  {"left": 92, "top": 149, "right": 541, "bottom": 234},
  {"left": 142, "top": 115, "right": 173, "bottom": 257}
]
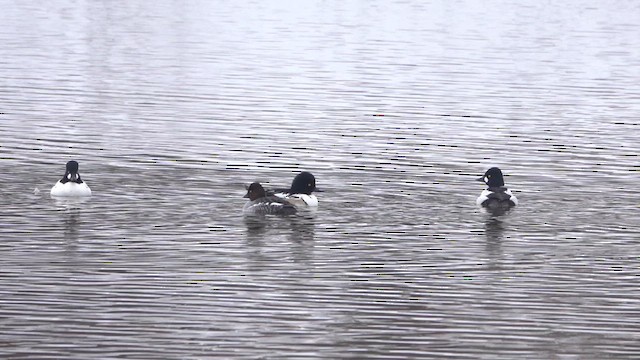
[
  {"left": 476, "top": 167, "right": 505, "bottom": 188},
  {"left": 66, "top": 161, "right": 79, "bottom": 173},
  {"left": 61, "top": 160, "right": 83, "bottom": 184},
  {"left": 290, "top": 171, "right": 318, "bottom": 195},
  {"left": 244, "top": 182, "right": 266, "bottom": 201}
]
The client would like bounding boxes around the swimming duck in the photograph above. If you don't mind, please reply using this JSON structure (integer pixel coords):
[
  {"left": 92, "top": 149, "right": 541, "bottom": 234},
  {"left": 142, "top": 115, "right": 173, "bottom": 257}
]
[
  {"left": 476, "top": 167, "right": 517, "bottom": 213},
  {"left": 272, "top": 171, "right": 320, "bottom": 207},
  {"left": 244, "top": 182, "right": 297, "bottom": 216},
  {"left": 50, "top": 160, "right": 92, "bottom": 197}
]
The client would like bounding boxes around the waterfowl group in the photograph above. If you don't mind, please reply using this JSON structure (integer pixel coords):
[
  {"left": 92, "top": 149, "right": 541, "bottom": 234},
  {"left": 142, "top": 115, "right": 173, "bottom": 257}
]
[
  {"left": 243, "top": 172, "right": 320, "bottom": 216},
  {"left": 50, "top": 161, "right": 518, "bottom": 216}
]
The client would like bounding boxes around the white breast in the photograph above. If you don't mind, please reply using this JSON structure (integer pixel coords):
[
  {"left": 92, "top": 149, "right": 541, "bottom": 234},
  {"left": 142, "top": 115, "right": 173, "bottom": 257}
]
[{"left": 50, "top": 181, "right": 92, "bottom": 197}]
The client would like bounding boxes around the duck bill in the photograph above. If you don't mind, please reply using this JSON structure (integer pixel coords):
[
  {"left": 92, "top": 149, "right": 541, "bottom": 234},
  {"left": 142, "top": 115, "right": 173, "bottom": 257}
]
[
  {"left": 243, "top": 192, "right": 250, "bottom": 198},
  {"left": 314, "top": 188, "right": 323, "bottom": 192},
  {"left": 476, "top": 176, "right": 485, "bottom": 182},
  {"left": 69, "top": 172, "right": 78, "bottom": 182}
]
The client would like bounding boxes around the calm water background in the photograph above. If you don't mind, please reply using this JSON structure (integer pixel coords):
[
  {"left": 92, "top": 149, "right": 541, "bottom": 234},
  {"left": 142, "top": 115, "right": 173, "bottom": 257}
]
[{"left": 1, "top": 0, "right": 639, "bottom": 358}]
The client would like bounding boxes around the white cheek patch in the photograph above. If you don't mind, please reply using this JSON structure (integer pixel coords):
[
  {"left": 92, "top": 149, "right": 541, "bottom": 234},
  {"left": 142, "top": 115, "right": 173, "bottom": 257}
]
[{"left": 484, "top": 176, "right": 489, "bottom": 183}]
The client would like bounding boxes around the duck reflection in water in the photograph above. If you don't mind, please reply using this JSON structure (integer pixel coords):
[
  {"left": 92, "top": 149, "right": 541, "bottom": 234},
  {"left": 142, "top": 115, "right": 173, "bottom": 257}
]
[
  {"left": 53, "top": 196, "right": 90, "bottom": 241},
  {"left": 288, "top": 212, "right": 316, "bottom": 264},
  {"left": 289, "top": 211, "right": 316, "bottom": 242},
  {"left": 243, "top": 209, "right": 316, "bottom": 266},
  {"left": 243, "top": 211, "right": 316, "bottom": 244},
  {"left": 484, "top": 216, "right": 505, "bottom": 270}
]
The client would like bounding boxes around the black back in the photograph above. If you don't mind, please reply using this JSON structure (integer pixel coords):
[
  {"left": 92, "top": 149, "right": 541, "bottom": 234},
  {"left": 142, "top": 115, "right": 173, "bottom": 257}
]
[{"left": 482, "top": 190, "right": 517, "bottom": 216}]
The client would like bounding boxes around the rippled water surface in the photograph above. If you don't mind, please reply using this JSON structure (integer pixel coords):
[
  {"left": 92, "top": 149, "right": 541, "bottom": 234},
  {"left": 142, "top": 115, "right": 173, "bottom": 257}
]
[{"left": 1, "top": 0, "right": 639, "bottom": 358}]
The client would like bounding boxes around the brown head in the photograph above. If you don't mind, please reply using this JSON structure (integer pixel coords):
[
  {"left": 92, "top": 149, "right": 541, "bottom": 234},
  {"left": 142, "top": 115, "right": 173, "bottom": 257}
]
[{"left": 243, "top": 182, "right": 266, "bottom": 201}]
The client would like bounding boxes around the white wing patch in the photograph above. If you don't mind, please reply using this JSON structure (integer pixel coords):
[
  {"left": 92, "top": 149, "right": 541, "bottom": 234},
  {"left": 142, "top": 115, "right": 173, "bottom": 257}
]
[
  {"left": 476, "top": 189, "right": 518, "bottom": 207},
  {"left": 476, "top": 190, "right": 491, "bottom": 206},
  {"left": 280, "top": 194, "right": 318, "bottom": 207},
  {"left": 504, "top": 189, "right": 518, "bottom": 205}
]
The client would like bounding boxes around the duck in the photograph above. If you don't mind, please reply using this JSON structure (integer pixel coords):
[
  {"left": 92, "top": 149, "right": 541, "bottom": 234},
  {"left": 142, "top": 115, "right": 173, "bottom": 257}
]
[
  {"left": 243, "top": 182, "right": 297, "bottom": 216},
  {"left": 50, "top": 160, "right": 92, "bottom": 197},
  {"left": 476, "top": 167, "right": 517, "bottom": 213},
  {"left": 271, "top": 171, "right": 320, "bottom": 207}
]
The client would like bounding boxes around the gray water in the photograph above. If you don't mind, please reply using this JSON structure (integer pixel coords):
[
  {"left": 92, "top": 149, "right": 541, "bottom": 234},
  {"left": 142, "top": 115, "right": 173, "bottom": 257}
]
[{"left": 1, "top": 0, "right": 639, "bottom": 359}]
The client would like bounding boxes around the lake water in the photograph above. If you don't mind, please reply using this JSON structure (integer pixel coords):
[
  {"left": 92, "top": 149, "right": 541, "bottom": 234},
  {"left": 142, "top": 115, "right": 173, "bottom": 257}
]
[{"left": 1, "top": 0, "right": 639, "bottom": 358}]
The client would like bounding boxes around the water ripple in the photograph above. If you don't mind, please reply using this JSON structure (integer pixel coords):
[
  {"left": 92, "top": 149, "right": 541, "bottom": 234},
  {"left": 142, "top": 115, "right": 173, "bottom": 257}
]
[{"left": 1, "top": 0, "right": 640, "bottom": 358}]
